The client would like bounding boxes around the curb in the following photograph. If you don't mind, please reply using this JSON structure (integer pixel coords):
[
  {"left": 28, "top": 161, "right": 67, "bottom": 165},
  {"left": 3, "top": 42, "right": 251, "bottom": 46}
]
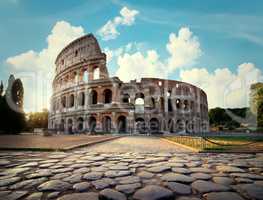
[
  {"left": 0, "top": 136, "right": 122, "bottom": 152},
  {"left": 161, "top": 138, "right": 199, "bottom": 152}
]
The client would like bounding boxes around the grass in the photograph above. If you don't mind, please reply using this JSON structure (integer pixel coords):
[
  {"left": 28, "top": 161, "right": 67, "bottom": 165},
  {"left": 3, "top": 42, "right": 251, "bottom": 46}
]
[{"left": 165, "top": 135, "right": 263, "bottom": 152}]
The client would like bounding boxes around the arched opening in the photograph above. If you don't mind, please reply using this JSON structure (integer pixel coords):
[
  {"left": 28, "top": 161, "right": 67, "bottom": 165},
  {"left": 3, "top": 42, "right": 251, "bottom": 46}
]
[
  {"left": 151, "top": 97, "right": 155, "bottom": 109},
  {"left": 159, "top": 97, "right": 164, "bottom": 112},
  {"left": 176, "top": 99, "right": 181, "bottom": 109},
  {"left": 69, "top": 94, "right": 74, "bottom": 108},
  {"left": 83, "top": 70, "right": 89, "bottom": 83},
  {"left": 79, "top": 92, "right": 85, "bottom": 106},
  {"left": 149, "top": 118, "right": 160, "bottom": 134},
  {"left": 68, "top": 119, "right": 73, "bottom": 134},
  {"left": 93, "top": 67, "right": 100, "bottom": 80},
  {"left": 186, "top": 120, "right": 193, "bottom": 133},
  {"left": 122, "top": 93, "right": 130, "bottom": 103},
  {"left": 103, "top": 89, "right": 112, "bottom": 104},
  {"left": 74, "top": 71, "right": 78, "bottom": 84},
  {"left": 61, "top": 96, "right": 66, "bottom": 108},
  {"left": 168, "top": 119, "right": 174, "bottom": 133},
  {"left": 117, "top": 116, "right": 127, "bottom": 133},
  {"left": 176, "top": 119, "right": 185, "bottom": 133},
  {"left": 89, "top": 117, "right": 96, "bottom": 132},
  {"left": 135, "top": 93, "right": 144, "bottom": 113},
  {"left": 60, "top": 119, "right": 65, "bottom": 132},
  {"left": 77, "top": 117, "right": 84, "bottom": 132},
  {"left": 184, "top": 100, "right": 189, "bottom": 110},
  {"left": 103, "top": 116, "right": 111, "bottom": 132},
  {"left": 135, "top": 118, "right": 146, "bottom": 134},
  {"left": 167, "top": 91, "right": 173, "bottom": 112},
  {"left": 90, "top": 90, "right": 97, "bottom": 104}
]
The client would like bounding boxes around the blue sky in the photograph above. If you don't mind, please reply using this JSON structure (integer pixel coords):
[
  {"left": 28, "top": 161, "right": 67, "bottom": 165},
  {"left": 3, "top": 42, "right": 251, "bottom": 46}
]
[{"left": 0, "top": 0, "right": 263, "bottom": 111}]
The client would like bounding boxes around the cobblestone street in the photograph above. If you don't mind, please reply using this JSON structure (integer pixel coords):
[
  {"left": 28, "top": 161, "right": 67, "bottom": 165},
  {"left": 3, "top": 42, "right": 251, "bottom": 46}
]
[{"left": 0, "top": 136, "right": 262, "bottom": 200}]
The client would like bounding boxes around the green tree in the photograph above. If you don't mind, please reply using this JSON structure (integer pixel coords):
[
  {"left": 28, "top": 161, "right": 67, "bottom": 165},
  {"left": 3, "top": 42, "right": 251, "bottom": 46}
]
[{"left": 250, "top": 83, "right": 263, "bottom": 128}]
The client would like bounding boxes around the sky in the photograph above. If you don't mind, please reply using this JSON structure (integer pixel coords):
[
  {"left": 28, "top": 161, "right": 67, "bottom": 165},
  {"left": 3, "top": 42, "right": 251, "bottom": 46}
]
[{"left": 0, "top": 0, "right": 263, "bottom": 112}]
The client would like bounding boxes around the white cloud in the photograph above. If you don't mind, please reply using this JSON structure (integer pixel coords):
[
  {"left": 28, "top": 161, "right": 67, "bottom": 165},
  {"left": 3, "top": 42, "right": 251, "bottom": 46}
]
[
  {"left": 116, "top": 50, "right": 167, "bottom": 82},
  {"left": 167, "top": 27, "right": 202, "bottom": 71},
  {"left": 180, "top": 63, "right": 263, "bottom": 108},
  {"left": 98, "top": 6, "right": 139, "bottom": 40},
  {"left": 115, "top": 27, "right": 201, "bottom": 82},
  {"left": 6, "top": 21, "right": 85, "bottom": 112}
]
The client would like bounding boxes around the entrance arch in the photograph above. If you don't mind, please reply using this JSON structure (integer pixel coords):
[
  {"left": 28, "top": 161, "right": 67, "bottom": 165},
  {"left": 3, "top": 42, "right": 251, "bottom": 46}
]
[
  {"left": 103, "top": 89, "right": 112, "bottom": 104},
  {"left": 117, "top": 116, "right": 127, "bottom": 133},
  {"left": 102, "top": 116, "right": 111, "bottom": 132},
  {"left": 135, "top": 118, "right": 146, "bottom": 134},
  {"left": 149, "top": 118, "right": 160, "bottom": 134},
  {"left": 77, "top": 117, "right": 84, "bottom": 132},
  {"left": 67, "top": 119, "right": 73, "bottom": 134},
  {"left": 89, "top": 117, "right": 96, "bottom": 132}
]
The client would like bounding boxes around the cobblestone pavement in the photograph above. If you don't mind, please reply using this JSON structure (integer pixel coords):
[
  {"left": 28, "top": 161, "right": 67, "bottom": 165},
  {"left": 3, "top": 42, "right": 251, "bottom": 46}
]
[
  {"left": 0, "top": 137, "right": 262, "bottom": 200},
  {"left": 84, "top": 136, "right": 191, "bottom": 153}
]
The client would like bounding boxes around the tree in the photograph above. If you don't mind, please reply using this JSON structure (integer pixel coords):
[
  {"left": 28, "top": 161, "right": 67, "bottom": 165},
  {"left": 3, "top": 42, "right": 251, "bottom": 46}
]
[
  {"left": 27, "top": 109, "right": 49, "bottom": 130},
  {"left": 250, "top": 83, "right": 263, "bottom": 128},
  {"left": 0, "top": 75, "right": 26, "bottom": 134}
]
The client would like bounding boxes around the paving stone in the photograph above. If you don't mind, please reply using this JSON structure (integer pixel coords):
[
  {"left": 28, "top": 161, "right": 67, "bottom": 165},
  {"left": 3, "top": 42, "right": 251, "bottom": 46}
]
[
  {"left": 216, "top": 166, "right": 245, "bottom": 173},
  {"left": 51, "top": 172, "right": 71, "bottom": 180},
  {"left": 189, "top": 168, "right": 215, "bottom": 173},
  {"left": 19, "top": 162, "right": 38, "bottom": 168},
  {"left": 133, "top": 185, "right": 173, "bottom": 200},
  {"left": 176, "top": 197, "right": 201, "bottom": 200},
  {"left": 161, "top": 173, "right": 195, "bottom": 183},
  {"left": 58, "top": 192, "right": 99, "bottom": 200},
  {"left": 212, "top": 177, "right": 234, "bottom": 185},
  {"left": 116, "top": 176, "right": 140, "bottom": 184},
  {"left": 236, "top": 184, "right": 263, "bottom": 200},
  {"left": 115, "top": 183, "right": 141, "bottom": 194},
  {"left": 38, "top": 180, "right": 72, "bottom": 191},
  {"left": 235, "top": 178, "right": 253, "bottom": 183},
  {"left": 171, "top": 167, "right": 191, "bottom": 174},
  {"left": 83, "top": 172, "right": 103, "bottom": 180},
  {"left": 73, "top": 167, "right": 90, "bottom": 174},
  {"left": 73, "top": 182, "right": 91, "bottom": 192},
  {"left": 5, "top": 191, "right": 28, "bottom": 200},
  {"left": 0, "top": 159, "right": 11, "bottom": 166},
  {"left": 92, "top": 178, "right": 116, "bottom": 190},
  {"left": 203, "top": 192, "right": 244, "bottom": 200},
  {"left": 105, "top": 170, "right": 131, "bottom": 178},
  {"left": 137, "top": 171, "right": 154, "bottom": 179},
  {"left": 164, "top": 182, "right": 191, "bottom": 195},
  {"left": 230, "top": 173, "right": 263, "bottom": 180},
  {"left": 99, "top": 188, "right": 126, "bottom": 200},
  {"left": 63, "top": 174, "right": 82, "bottom": 183},
  {"left": 191, "top": 180, "right": 230, "bottom": 193},
  {"left": 109, "top": 165, "right": 129, "bottom": 170},
  {"left": 255, "top": 181, "right": 263, "bottom": 186},
  {"left": 92, "top": 166, "right": 108, "bottom": 172},
  {"left": 26, "top": 192, "right": 43, "bottom": 200},
  {"left": 191, "top": 173, "right": 212, "bottom": 180},
  {"left": 89, "top": 156, "right": 106, "bottom": 161},
  {"left": 47, "top": 192, "right": 60, "bottom": 199},
  {"left": 147, "top": 166, "right": 170, "bottom": 173},
  {"left": 0, "top": 177, "right": 21, "bottom": 187},
  {"left": 4, "top": 167, "right": 30, "bottom": 175},
  {"left": 9, "top": 177, "right": 48, "bottom": 190},
  {"left": 26, "top": 169, "right": 53, "bottom": 179}
]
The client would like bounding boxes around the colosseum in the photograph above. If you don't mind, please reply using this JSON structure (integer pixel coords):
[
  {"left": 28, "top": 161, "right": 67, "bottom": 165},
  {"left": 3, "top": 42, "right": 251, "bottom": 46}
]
[{"left": 48, "top": 34, "right": 209, "bottom": 134}]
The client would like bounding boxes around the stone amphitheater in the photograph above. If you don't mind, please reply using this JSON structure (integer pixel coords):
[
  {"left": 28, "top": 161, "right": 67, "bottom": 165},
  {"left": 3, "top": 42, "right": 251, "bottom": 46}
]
[{"left": 48, "top": 34, "right": 209, "bottom": 134}]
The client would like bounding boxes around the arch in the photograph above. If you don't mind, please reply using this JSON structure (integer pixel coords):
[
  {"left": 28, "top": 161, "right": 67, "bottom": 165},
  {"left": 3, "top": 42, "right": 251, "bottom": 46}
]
[
  {"left": 77, "top": 117, "right": 84, "bottom": 132},
  {"left": 89, "top": 116, "right": 96, "bottom": 132},
  {"left": 93, "top": 67, "right": 100, "bottom": 80},
  {"left": 90, "top": 90, "right": 97, "bottom": 104},
  {"left": 186, "top": 120, "right": 194, "bottom": 133},
  {"left": 79, "top": 92, "right": 85, "bottom": 106},
  {"left": 135, "top": 93, "right": 145, "bottom": 113},
  {"left": 103, "top": 89, "right": 112, "bottom": 104},
  {"left": 135, "top": 118, "right": 146, "bottom": 134},
  {"left": 117, "top": 116, "right": 127, "bottom": 133},
  {"left": 61, "top": 96, "right": 66, "bottom": 108},
  {"left": 83, "top": 70, "right": 89, "bottom": 83},
  {"left": 159, "top": 97, "right": 164, "bottom": 112},
  {"left": 60, "top": 119, "right": 65, "bottom": 132},
  {"left": 149, "top": 118, "right": 160, "bottom": 134},
  {"left": 168, "top": 119, "right": 174, "bottom": 133},
  {"left": 122, "top": 93, "right": 130, "bottom": 103},
  {"left": 68, "top": 118, "right": 73, "bottom": 134},
  {"left": 102, "top": 116, "right": 111, "bottom": 132},
  {"left": 151, "top": 97, "right": 155, "bottom": 109},
  {"left": 69, "top": 94, "right": 74, "bottom": 107},
  {"left": 184, "top": 100, "right": 189, "bottom": 110},
  {"left": 176, "top": 99, "right": 181, "bottom": 109}
]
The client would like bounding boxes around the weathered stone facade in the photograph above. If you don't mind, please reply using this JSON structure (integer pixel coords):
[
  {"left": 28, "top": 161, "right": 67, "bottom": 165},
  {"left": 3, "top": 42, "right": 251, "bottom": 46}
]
[{"left": 48, "top": 34, "right": 209, "bottom": 134}]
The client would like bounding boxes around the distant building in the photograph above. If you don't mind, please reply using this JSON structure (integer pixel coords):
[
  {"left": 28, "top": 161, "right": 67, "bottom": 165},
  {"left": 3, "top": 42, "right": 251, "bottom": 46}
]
[{"left": 48, "top": 34, "right": 209, "bottom": 134}]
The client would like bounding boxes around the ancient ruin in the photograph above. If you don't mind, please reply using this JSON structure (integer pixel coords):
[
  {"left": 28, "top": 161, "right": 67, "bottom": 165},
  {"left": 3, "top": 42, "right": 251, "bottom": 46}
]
[{"left": 48, "top": 34, "right": 209, "bottom": 134}]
